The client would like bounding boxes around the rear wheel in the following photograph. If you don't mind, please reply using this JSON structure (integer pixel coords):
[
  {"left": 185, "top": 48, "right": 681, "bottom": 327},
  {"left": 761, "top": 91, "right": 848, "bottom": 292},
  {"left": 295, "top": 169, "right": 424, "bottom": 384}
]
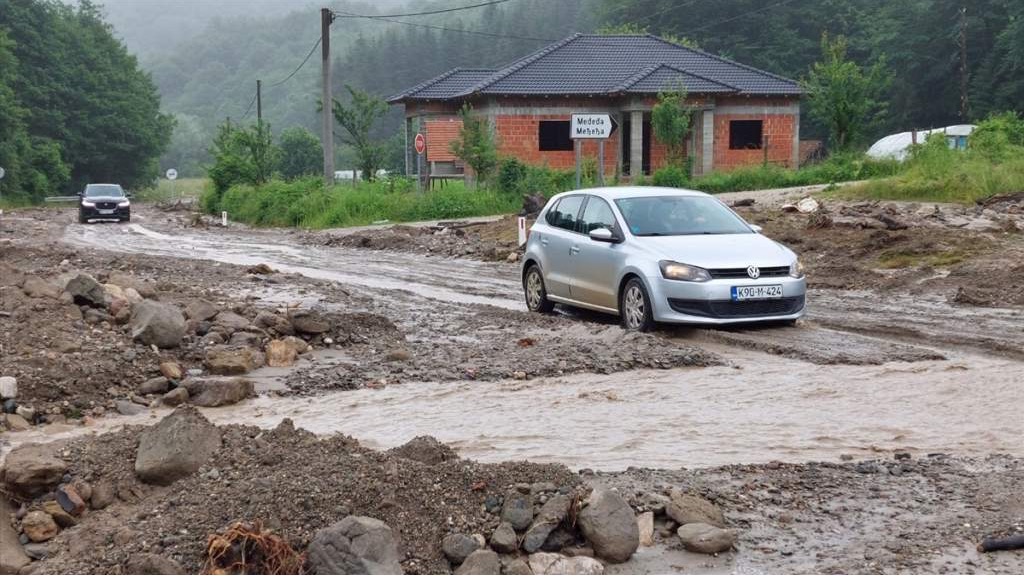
[
  {"left": 523, "top": 265, "right": 554, "bottom": 313},
  {"left": 620, "top": 277, "right": 655, "bottom": 332}
]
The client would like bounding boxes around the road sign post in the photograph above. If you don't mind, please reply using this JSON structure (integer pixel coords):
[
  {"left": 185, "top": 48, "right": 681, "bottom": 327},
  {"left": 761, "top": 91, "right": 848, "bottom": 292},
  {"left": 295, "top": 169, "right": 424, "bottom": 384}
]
[
  {"left": 414, "top": 133, "right": 426, "bottom": 192},
  {"left": 166, "top": 168, "right": 178, "bottom": 198},
  {"left": 0, "top": 166, "right": 5, "bottom": 208},
  {"left": 570, "top": 114, "right": 612, "bottom": 189}
]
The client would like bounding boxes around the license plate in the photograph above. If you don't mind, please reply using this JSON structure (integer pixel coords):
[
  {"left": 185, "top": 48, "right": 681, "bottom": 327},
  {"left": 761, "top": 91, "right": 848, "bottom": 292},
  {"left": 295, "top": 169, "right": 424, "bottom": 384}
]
[
  {"left": 98, "top": 209, "right": 114, "bottom": 215},
  {"left": 731, "top": 284, "right": 783, "bottom": 301}
]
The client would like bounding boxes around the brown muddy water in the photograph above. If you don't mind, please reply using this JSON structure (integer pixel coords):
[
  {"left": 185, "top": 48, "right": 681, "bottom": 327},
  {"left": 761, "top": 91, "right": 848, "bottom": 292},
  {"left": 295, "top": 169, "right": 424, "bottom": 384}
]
[{"left": 32, "top": 220, "right": 1022, "bottom": 471}]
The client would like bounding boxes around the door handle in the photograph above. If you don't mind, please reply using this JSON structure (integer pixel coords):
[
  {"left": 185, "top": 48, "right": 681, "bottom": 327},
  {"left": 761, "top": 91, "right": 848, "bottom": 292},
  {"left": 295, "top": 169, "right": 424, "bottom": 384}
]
[
  {"left": 569, "top": 245, "right": 580, "bottom": 255},
  {"left": 540, "top": 236, "right": 549, "bottom": 246}
]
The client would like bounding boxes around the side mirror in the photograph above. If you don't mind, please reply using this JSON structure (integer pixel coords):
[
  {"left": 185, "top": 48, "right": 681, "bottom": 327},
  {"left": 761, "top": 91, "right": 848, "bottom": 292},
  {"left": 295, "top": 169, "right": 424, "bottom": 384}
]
[
  {"left": 589, "top": 227, "right": 619, "bottom": 243},
  {"left": 750, "top": 224, "right": 763, "bottom": 234}
]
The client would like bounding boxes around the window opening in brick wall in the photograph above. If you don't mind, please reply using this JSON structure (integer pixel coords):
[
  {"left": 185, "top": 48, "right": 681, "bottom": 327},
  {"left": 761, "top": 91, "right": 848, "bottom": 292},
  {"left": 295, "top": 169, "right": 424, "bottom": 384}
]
[
  {"left": 729, "top": 120, "right": 763, "bottom": 150},
  {"left": 539, "top": 121, "right": 573, "bottom": 151}
]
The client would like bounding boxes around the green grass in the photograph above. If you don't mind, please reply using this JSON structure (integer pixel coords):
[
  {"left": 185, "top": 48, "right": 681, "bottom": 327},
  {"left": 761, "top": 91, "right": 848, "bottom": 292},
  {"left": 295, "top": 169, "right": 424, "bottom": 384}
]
[
  {"left": 688, "top": 154, "right": 903, "bottom": 193},
  {"left": 134, "top": 177, "right": 207, "bottom": 203},
  {"left": 834, "top": 154, "right": 1024, "bottom": 204},
  {"left": 210, "top": 177, "right": 522, "bottom": 229}
]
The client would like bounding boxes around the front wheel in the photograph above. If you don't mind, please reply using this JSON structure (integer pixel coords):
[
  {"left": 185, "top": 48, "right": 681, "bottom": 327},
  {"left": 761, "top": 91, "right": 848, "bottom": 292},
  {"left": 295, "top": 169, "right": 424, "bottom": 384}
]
[
  {"left": 620, "top": 278, "right": 655, "bottom": 332},
  {"left": 78, "top": 212, "right": 87, "bottom": 224},
  {"left": 523, "top": 265, "right": 554, "bottom": 313}
]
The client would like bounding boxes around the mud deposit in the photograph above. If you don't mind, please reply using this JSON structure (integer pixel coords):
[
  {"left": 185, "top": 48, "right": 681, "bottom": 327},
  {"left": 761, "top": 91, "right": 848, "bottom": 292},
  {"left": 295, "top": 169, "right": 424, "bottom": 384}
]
[{"left": 2, "top": 202, "right": 1023, "bottom": 575}]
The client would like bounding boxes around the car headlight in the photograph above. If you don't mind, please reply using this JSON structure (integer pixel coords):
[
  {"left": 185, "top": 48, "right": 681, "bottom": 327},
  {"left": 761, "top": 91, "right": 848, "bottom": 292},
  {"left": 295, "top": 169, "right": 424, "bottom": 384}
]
[
  {"left": 659, "top": 260, "right": 711, "bottom": 282},
  {"left": 81, "top": 200, "right": 95, "bottom": 207},
  {"left": 118, "top": 200, "right": 130, "bottom": 207},
  {"left": 789, "top": 259, "right": 805, "bottom": 278}
]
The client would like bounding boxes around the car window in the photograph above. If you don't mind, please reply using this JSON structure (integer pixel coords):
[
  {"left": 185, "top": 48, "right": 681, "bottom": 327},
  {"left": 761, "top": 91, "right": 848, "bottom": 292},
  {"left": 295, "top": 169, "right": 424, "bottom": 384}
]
[
  {"left": 579, "top": 196, "right": 618, "bottom": 233},
  {"left": 549, "top": 195, "right": 585, "bottom": 232},
  {"left": 84, "top": 184, "right": 125, "bottom": 198},
  {"left": 544, "top": 199, "right": 560, "bottom": 226},
  {"left": 615, "top": 196, "right": 751, "bottom": 236}
]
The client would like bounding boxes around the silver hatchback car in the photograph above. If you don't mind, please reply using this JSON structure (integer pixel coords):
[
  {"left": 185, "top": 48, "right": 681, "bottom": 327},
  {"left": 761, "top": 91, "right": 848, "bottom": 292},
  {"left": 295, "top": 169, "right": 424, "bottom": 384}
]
[{"left": 521, "top": 187, "right": 806, "bottom": 330}]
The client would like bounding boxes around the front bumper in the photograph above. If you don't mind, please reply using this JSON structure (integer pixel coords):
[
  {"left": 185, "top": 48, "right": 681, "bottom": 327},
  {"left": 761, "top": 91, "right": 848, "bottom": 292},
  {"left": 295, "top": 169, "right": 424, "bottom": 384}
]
[
  {"left": 81, "top": 205, "right": 130, "bottom": 220},
  {"left": 645, "top": 273, "right": 807, "bottom": 325}
]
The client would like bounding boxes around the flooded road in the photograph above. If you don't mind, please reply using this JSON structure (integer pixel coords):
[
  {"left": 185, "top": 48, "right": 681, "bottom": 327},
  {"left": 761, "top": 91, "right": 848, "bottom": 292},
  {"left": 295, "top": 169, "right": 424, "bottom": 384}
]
[{"left": 52, "top": 218, "right": 1024, "bottom": 469}]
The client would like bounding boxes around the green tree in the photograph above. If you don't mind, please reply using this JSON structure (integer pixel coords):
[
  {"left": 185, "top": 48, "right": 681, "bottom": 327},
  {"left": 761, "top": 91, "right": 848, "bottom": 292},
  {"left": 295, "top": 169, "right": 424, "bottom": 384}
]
[
  {"left": 331, "top": 86, "right": 388, "bottom": 181},
  {"left": 650, "top": 87, "right": 692, "bottom": 167},
  {"left": 206, "top": 121, "right": 279, "bottom": 198},
  {"left": 278, "top": 127, "right": 322, "bottom": 180},
  {"left": 449, "top": 104, "right": 498, "bottom": 187},
  {"left": 802, "top": 33, "right": 889, "bottom": 151}
]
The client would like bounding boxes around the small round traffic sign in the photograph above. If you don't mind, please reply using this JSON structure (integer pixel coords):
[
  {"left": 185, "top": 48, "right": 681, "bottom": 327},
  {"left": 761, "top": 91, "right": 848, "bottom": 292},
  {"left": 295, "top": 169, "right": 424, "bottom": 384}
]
[
  {"left": 0, "top": 167, "right": 6, "bottom": 180},
  {"left": 165, "top": 168, "right": 178, "bottom": 180},
  {"left": 414, "top": 133, "right": 426, "bottom": 155}
]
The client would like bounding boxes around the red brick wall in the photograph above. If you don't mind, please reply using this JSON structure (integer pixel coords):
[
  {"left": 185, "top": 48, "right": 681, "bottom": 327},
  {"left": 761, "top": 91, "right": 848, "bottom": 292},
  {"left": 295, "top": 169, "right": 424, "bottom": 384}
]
[
  {"left": 494, "top": 114, "right": 618, "bottom": 176},
  {"left": 713, "top": 113, "right": 795, "bottom": 170},
  {"left": 424, "top": 118, "right": 462, "bottom": 162}
]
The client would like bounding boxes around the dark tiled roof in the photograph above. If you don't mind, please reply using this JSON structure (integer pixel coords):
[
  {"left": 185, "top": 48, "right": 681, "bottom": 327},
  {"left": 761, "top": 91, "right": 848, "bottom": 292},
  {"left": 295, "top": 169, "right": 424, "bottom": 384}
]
[
  {"left": 387, "top": 68, "right": 495, "bottom": 103},
  {"left": 391, "top": 34, "right": 801, "bottom": 102}
]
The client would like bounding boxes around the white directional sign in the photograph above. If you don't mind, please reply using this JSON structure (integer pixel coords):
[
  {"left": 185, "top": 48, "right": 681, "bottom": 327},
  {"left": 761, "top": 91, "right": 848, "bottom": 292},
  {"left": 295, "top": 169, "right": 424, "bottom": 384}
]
[
  {"left": 570, "top": 114, "right": 612, "bottom": 139},
  {"left": 165, "top": 168, "right": 178, "bottom": 180}
]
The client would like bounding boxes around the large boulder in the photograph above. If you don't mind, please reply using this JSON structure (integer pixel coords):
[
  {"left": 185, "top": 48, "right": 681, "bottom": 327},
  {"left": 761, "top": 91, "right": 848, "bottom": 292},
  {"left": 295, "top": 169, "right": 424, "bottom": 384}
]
[
  {"left": 489, "top": 522, "right": 518, "bottom": 554},
  {"left": 129, "top": 300, "right": 186, "bottom": 348},
  {"left": 1, "top": 444, "right": 68, "bottom": 498},
  {"left": 22, "top": 510, "right": 59, "bottom": 542},
  {"left": 0, "top": 375, "right": 16, "bottom": 399},
  {"left": 501, "top": 493, "right": 533, "bottom": 531},
  {"left": 213, "top": 311, "right": 251, "bottom": 333},
  {"left": 265, "top": 340, "right": 298, "bottom": 367},
  {"left": 204, "top": 346, "right": 265, "bottom": 375},
  {"left": 184, "top": 378, "right": 254, "bottom": 407},
  {"left": 442, "top": 533, "right": 480, "bottom": 565},
  {"left": 454, "top": 550, "right": 499, "bottom": 575},
  {"left": 22, "top": 276, "right": 60, "bottom": 299},
  {"left": 528, "top": 552, "right": 604, "bottom": 575},
  {"left": 63, "top": 274, "right": 105, "bottom": 307},
  {"left": 666, "top": 491, "right": 726, "bottom": 528},
  {"left": 184, "top": 299, "right": 219, "bottom": 322},
  {"left": 306, "top": 516, "right": 402, "bottom": 575},
  {"left": 0, "top": 499, "right": 31, "bottom": 573},
  {"left": 577, "top": 489, "right": 639, "bottom": 564},
  {"left": 139, "top": 376, "right": 170, "bottom": 395},
  {"left": 135, "top": 406, "right": 221, "bottom": 485},
  {"left": 676, "top": 523, "right": 736, "bottom": 554},
  {"left": 124, "top": 553, "right": 185, "bottom": 574},
  {"left": 290, "top": 310, "right": 331, "bottom": 334},
  {"left": 523, "top": 494, "right": 571, "bottom": 553}
]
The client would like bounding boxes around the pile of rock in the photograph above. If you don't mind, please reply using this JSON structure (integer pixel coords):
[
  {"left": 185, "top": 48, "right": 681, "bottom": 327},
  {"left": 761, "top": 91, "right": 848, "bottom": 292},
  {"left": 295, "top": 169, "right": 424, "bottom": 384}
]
[
  {"left": 635, "top": 489, "right": 738, "bottom": 555},
  {"left": 441, "top": 485, "right": 640, "bottom": 575}
]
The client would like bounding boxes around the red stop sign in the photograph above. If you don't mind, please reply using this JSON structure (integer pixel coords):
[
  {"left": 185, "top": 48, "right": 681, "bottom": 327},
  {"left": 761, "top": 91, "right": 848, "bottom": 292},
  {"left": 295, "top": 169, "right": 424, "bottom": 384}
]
[{"left": 414, "top": 133, "right": 426, "bottom": 155}]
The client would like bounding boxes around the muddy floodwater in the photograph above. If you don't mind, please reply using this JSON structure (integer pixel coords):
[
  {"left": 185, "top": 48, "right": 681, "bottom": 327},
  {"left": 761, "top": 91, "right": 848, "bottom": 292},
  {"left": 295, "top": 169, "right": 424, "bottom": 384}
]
[{"left": 43, "top": 216, "right": 1024, "bottom": 471}]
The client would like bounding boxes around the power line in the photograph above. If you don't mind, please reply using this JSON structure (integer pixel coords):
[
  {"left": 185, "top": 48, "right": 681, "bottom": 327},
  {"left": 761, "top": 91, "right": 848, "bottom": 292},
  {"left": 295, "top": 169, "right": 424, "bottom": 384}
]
[
  {"left": 676, "top": 0, "right": 801, "bottom": 35},
  {"left": 239, "top": 91, "right": 258, "bottom": 121},
  {"left": 267, "top": 35, "right": 323, "bottom": 88},
  {"left": 334, "top": 0, "right": 515, "bottom": 19}
]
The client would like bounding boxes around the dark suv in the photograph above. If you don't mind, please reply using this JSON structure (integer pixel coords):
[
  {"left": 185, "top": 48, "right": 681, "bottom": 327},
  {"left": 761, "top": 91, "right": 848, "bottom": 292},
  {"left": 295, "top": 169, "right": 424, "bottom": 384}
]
[{"left": 79, "top": 183, "right": 131, "bottom": 223}]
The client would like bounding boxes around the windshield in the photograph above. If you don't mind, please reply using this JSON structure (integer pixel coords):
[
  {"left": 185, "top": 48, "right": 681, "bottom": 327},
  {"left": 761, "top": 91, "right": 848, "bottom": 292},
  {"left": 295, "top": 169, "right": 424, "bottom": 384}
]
[
  {"left": 614, "top": 196, "right": 752, "bottom": 236},
  {"left": 84, "top": 184, "right": 124, "bottom": 198}
]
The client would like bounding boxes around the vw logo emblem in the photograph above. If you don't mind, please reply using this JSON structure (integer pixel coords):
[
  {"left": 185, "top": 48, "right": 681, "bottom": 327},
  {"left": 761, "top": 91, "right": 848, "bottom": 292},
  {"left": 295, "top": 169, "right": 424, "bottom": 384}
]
[{"left": 746, "top": 265, "right": 760, "bottom": 279}]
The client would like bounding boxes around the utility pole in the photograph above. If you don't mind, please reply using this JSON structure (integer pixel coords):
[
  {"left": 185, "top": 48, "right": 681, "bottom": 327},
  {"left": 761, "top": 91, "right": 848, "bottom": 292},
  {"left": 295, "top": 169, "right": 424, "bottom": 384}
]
[
  {"left": 321, "top": 7, "right": 335, "bottom": 186},
  {"left": 958, "top": 5, "right": 968, "bottom": 120},
  {"left": 256, "top": 80, "right": 263, "bottom": 125}
]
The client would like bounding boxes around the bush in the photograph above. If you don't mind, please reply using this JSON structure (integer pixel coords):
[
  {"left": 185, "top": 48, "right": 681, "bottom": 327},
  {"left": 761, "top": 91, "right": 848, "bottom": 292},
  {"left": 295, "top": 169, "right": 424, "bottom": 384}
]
[
  {"left": 212, "top": 177, "right": 522, "bottom": 229},
  {"left": 497, "top": 158, "right": 528, "bottom": 194},
  {"left": 278, "top": 127, "right": 322, "bottom": 180},
  {"left": 651, "top": 165, "right": 689, "bottom": 188}
]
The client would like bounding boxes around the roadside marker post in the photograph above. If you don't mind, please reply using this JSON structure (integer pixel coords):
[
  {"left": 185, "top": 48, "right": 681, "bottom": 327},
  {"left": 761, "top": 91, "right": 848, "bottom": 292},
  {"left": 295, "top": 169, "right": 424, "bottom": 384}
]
[
  {"left": 222, "top": 211, "right": 228, "bottom": 227},
  {"left": 570, "top": 114, "right": 612, "bottom": 189},
  {"left": 517, "top": 216, "right": 527, "bottom": 246}
]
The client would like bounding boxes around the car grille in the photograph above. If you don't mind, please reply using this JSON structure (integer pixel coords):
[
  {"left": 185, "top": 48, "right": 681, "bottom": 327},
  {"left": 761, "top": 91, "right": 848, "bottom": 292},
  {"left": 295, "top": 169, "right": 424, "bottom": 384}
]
[
  {"left": 707, "top": 266, "right": 790, "bottom": 279},
  {"left": 94, "top": 201, "right": 118, "bottom": 209},
  {"left": 668, "top": 295, "right": 805, "bottom": 318}
]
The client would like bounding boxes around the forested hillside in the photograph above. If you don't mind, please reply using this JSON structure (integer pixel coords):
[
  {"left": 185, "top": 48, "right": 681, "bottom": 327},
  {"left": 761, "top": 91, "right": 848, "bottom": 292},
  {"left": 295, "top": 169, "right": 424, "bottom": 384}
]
[
  {"left": 0, "top": 0, "right": 171, "bottom": 202},
  {"left": 127, "top": 0, "right": 1021, "bottom": 177}
]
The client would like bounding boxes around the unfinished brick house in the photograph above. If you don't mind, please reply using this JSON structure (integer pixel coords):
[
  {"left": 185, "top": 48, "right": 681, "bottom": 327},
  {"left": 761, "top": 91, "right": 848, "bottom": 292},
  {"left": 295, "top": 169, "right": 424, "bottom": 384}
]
[{"left": 388, "top": 34, "right": 802, "bottom": 183}]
